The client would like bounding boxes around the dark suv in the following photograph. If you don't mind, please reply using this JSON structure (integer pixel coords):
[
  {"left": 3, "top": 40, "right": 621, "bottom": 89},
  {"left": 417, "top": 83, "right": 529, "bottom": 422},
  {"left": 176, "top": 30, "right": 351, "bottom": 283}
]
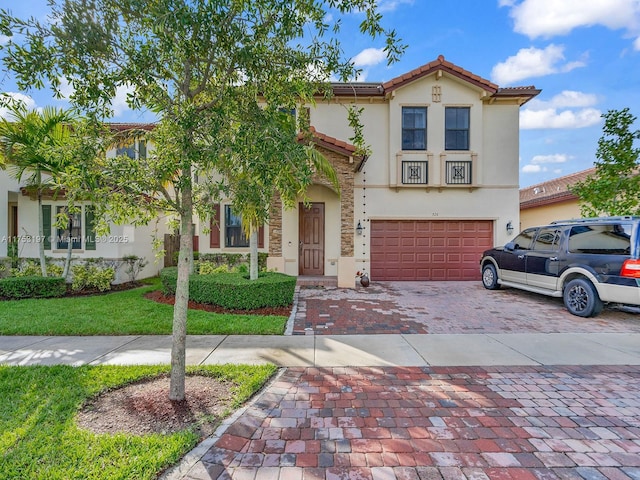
[{"left": 480, "top": 217, "right": 640, "bottom": 317}]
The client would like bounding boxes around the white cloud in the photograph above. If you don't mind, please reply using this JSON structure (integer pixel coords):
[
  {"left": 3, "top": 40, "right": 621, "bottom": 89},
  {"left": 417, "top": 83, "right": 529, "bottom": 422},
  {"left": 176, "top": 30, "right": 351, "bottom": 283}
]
[
  {"left": 0, "top": 92, "right": 37, "bottom": 118},
  {"left": 507, "top": 0, "right": 640, "bottom": 39},
  {"left": 522, "top": 164, "right": 542, "bottom": 173},
  {"left": 56, "top": 78, "right": 134, "bottom": 117},
  {"left": 351, "top": 48, "right": 387, "bottom": 68},
  {"left": 491, "top": 45, "right": 585, "bottom": 85},
  {"left": 520, "top": 107, "right": 602, "bottom": 129},
  {"left": 0, "top": 35, "right": 10, "bottom": 45},
  {"left": 58, "top": 77, "right": 75, "bottom": 99},
  {"left": 377, "top": 0, "right": 415, "bottom": 13},
  {"left": 527, "top": 90, "right": 599, "bottom": 109},
  {"left": 635, "top": 36, "right": 640, "bottom": 50},
  {"left": 522, "top": 90, "right": 602, "bottom": 130},
  {"left": 531, "top": 154, "right": 572, "bottom": 164},
  {"left": 111, "top": 84, "right": 135, "bottom": 117}
]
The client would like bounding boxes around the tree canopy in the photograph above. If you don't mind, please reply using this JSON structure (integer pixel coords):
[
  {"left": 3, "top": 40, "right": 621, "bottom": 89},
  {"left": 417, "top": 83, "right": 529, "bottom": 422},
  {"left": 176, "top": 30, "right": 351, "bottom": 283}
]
[
  {"left": 0, "top": 0, "right": 404, "bottom": 400},
  {"left": 571, "top": 108, "right": 640, "bottom": 217}
]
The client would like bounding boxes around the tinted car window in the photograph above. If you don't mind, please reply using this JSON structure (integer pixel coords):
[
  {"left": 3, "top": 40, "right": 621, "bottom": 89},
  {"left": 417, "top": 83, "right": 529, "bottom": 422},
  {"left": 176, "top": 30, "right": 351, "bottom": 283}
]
[
  {"left": 532, "top": 227, "right": 562, "bottom": 251},
  {"left": 568, "top": 223, "right": 632, "bottom": 255},
  {"left": 511, "top": 228, "right": 536, "bottom": 250}
]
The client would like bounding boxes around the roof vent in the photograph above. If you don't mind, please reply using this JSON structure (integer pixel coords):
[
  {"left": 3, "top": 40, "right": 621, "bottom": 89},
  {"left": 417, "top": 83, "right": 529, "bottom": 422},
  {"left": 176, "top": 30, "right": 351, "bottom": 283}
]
[{"left": 533, "top": 187, "right": 545, "bottom": 194}]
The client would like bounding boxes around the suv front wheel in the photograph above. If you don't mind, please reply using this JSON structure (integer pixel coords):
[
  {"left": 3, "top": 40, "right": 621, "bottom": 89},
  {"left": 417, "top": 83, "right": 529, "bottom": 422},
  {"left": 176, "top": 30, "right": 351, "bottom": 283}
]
[
  {"left": 563, "top": 278, "right": 603, "bottom": 317},
  {"left": 481, "top": 263, "right": 500, "bottom": 290}
]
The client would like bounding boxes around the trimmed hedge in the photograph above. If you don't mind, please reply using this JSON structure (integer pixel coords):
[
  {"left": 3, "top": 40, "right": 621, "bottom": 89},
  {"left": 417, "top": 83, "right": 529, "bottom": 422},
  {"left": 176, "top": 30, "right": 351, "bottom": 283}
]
[
  {"left": 0, "top": 276, "right": 67, "bottom": 299},
  {"left": 160, "top": 267, "right": 295, "bottom": 309}
]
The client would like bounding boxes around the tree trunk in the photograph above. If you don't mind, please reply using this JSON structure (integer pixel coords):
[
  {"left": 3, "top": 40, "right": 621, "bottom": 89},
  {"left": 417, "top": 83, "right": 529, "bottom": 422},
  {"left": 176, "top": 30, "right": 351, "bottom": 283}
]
[
  {"left": 37, "top": 191, "right": 47, "bottom": 277},
  {"left": 62, "top": 216, "right": 73, "bottom": 279},
  {"left": 249, "top": 224, "right": 258, "bottom": 280},
  {"left": 169, "top": 183, "right": 193, "bottom": 401}
]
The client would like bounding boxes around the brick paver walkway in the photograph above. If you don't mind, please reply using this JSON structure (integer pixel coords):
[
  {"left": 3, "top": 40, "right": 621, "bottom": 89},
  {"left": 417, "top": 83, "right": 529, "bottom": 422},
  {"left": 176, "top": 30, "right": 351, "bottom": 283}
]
[
  {"left": 190, "top": 366, "right": 640, "bottom": 479},
  {"left": 293, "top": 282, "right": 640, "bottom": 335}
]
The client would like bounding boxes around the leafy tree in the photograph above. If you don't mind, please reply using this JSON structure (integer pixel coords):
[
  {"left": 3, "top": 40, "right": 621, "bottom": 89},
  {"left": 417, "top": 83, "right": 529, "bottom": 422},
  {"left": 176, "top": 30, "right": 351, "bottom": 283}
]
[
  {"left": 571, "top": 108, "right": 640, "bottom": 216},
  {"left": 0, "top": 0, "right": 402, "bottom": 400},
  {"left": 220, "top": 104, "right": 341, "bottom": 280},
  {"left": 0, "top": 103, "right": 73, "bottom": 276}
]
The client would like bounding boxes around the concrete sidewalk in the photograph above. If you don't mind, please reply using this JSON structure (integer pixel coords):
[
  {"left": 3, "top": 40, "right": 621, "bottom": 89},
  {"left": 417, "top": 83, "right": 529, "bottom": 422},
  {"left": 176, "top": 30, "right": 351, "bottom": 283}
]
[{"left": 2, "top": 332, "right": 640, "bottom": 367}]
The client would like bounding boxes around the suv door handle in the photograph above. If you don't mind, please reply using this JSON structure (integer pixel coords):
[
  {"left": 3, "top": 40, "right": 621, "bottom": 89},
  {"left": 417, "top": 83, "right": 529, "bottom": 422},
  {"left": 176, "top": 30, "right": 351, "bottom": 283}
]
[
  {"left": 517, "top": 255, "right": 525, "bottom": 259},
  {"left": 549, "top": 256, "right": 558, "bottom": 261}
]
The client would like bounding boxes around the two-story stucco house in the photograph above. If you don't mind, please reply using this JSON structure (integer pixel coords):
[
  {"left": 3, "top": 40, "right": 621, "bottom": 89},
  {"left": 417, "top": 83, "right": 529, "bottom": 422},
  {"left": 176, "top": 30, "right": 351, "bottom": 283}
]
[
  {"left": 2, "top": 56, "right": 539, "bottom": 287},
  {"left": 196, "top": 55, "right": 540, "bottom": 287}
]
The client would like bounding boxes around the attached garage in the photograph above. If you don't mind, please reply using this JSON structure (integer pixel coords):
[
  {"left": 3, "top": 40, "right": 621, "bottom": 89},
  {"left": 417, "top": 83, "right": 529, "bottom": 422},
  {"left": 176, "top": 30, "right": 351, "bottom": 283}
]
[{"left": 370, "top": 220, "right": 494, "bottom": 281}]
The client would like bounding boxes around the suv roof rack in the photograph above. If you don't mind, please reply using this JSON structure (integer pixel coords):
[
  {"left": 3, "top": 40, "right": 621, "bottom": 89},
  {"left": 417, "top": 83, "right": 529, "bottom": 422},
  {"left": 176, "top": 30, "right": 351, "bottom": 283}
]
[{"left": 550, "top": 216, "right": 640, "bottom": 224}]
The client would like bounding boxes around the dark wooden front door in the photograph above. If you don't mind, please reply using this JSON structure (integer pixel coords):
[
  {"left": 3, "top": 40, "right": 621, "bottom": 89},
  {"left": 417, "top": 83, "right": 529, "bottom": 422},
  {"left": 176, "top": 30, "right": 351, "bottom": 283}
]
[{"left": 299, "top": 203, "right": 325, "bottom": 275}]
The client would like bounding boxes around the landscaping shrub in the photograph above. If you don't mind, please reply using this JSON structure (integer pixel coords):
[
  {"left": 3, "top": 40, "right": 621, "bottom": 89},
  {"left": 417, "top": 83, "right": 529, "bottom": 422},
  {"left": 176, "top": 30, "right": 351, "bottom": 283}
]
[
  {"left": 161, "top": 267, "right": 295, "bottom": 309},
  {"left": 71, "top": 264, "right": 115, "bottom": 292},
  {"left": 198, "top": 262, "right": 231, "bottom": 275},
  {"left": 0, "top": 276, "right": 66, "bottom": 299},
  {"left": 121, "top": 255, "right": 148, "bottom": 282}
]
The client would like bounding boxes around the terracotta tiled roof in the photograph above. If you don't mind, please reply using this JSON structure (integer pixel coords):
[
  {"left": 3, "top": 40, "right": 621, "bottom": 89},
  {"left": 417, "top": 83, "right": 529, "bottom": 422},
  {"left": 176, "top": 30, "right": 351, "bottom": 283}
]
[
  {"left": 297, "top": 126, "right": 357, "bottom": 156},
  {"left": 381, "top": 55, "right": 498, "bottom": 93},
  {"left": 520, "top": 167, "right": 595, "bottom": 209},
  {"left": 329, "top": 55, "right": 540, "bottom": 104},
  {"left": 331, "top": 83, "right": 385, "bottom": 97},
  {"left": 297, "top": 127, "right": 367, "bottom": 171},
  {"left": 108, "top": 123, "right": 155, "bottom": 132}
]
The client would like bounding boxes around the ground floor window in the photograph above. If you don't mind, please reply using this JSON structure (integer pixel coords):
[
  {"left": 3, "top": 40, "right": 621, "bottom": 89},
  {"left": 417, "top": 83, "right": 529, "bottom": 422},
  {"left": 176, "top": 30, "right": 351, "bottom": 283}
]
[
  {"left": 56, "top": 207, "right": 82, "bottom": 250},
  {"left": 225, "top": 205, "right": 249, "bottom": 247},
  {"left": 42, "top": 204, "right": 96, "bottom": 251}
]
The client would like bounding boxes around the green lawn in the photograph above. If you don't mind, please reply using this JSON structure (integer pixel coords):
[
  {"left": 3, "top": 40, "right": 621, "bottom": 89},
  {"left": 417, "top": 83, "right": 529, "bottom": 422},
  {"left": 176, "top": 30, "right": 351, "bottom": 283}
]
[
  {"left": 0, "top": 281, "right": 288, "bottom": 335},
  {"left": 0, "top": 364, "right": 277, "bottom": 480}
]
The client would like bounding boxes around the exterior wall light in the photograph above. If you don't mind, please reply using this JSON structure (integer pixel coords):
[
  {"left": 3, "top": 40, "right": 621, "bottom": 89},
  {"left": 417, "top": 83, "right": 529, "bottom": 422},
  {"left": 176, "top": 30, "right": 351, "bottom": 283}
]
[
  {"left": 506, "top": 221, "right": 514, "bottom": 235},
  {"left": 356, "top": 221, "right": 364, "bottom": 236}
]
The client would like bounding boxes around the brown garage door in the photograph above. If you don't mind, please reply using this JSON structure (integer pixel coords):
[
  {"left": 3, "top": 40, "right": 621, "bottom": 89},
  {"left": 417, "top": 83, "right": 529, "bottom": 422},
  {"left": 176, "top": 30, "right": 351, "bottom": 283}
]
[{"left": 370, "top": 220, "right": 493, "bottom": 280}]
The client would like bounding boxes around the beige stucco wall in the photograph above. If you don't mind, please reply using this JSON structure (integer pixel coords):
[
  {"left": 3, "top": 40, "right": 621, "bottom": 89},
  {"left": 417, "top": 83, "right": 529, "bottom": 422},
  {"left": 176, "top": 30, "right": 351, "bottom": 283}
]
[{"left": 520, "top": 200, "right": 581, "bottom": 230}]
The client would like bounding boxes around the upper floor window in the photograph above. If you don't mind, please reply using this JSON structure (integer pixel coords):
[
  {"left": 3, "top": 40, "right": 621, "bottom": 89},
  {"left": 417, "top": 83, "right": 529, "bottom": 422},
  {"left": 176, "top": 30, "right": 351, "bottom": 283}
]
[
  {"left": 116, "top": 140, "right": 147, "bottom": 159},
  {"left": 225, "top": 205, "right": 249, "bottom": 248},
  {"left": 402, "top": 107, "right": 427, "bottom": 150},
  {"left": 445, "top": 107, "right": 469, "bottom": 150}
]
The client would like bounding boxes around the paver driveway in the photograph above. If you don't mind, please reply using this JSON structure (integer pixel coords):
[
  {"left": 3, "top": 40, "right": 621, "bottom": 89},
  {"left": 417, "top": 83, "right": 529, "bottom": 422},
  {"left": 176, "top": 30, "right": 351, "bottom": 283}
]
[
  {"left": 178, "top": 366, "right": 640, "bottom": 480},
  {"left": 293, "top": 282, "right": 640, "bottom": 335},
  {"left": 167, "top": 281, "right": 640, "bottom": 480}
]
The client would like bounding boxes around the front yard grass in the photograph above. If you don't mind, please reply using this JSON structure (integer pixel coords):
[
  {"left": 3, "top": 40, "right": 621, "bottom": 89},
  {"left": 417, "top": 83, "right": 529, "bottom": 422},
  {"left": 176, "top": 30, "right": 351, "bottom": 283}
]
[
  {"left": 0, "top": 280, "right": 288, "bottom": 335},
  {"left": 0, "top": 364, "right": 276, "bottom": 480}
]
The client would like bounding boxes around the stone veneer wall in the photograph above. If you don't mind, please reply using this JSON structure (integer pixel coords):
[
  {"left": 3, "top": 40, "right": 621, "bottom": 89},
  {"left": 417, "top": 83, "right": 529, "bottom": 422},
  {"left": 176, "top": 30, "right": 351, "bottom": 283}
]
[
  {"left": 312, "top": 146, "right": 355, "bottom": 258},
  {"left": 269, "top": 193, "right": 282, "bottom": 256},
  {"left": 267, "top": 146, "right": 355, "bottom": 259}
]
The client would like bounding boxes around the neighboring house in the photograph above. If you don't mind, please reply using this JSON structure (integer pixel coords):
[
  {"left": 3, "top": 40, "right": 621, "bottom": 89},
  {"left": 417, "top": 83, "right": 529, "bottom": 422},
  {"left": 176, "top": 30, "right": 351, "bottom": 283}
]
[
  {"left": 250, "top": 55, "right": 539, "bottom": 286},
  {"left": 519, "top": 168, "right": 594, "bottom": 230},
  {"left": 1, "top": 123, "right": 166, "bottom": 282}
]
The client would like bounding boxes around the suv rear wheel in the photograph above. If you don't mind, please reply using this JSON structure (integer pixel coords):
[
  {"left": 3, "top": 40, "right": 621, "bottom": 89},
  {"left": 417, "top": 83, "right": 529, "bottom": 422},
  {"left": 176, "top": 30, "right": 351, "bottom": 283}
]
[
  {"left": 481, "top": 263, "right": 500, "bottom": 290},
  {"left": 563, "top": 278, "right": 603, "bottom": 317}
]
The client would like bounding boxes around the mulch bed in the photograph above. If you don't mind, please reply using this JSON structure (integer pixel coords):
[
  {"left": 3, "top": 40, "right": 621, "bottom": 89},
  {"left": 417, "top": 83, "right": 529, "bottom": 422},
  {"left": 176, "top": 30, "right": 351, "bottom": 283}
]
[
  {"left": 76, "top": 374, "right": 235, "bottom": 437},
  {"left": 144, "top": 290, "right": 292, "bottom": 317}
]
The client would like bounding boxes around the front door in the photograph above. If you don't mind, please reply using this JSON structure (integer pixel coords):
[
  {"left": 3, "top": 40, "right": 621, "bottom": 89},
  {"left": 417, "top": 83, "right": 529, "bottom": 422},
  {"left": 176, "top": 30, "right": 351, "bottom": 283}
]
[{"left": 299, "top": 203, "right": 325, "bottom": 275}]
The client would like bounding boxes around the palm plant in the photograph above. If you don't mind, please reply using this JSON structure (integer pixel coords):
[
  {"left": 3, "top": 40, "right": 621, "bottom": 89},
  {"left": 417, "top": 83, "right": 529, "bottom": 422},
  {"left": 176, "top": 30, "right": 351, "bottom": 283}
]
[{"left": 0, "top": 104, "right": 73, "bottom": 276}]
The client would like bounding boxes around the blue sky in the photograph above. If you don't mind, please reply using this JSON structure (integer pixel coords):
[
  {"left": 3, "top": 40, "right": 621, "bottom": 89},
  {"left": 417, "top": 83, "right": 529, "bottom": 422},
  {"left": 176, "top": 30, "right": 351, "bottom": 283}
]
[{"left": 2, "top": 0, "right": 639, "bottom": 188}]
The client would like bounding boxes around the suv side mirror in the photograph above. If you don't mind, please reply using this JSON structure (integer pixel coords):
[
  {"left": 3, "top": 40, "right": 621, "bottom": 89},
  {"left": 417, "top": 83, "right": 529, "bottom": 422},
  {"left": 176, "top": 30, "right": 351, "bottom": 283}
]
[{"left": 504, "top": 241, "right": 516, "bottom": 252}]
